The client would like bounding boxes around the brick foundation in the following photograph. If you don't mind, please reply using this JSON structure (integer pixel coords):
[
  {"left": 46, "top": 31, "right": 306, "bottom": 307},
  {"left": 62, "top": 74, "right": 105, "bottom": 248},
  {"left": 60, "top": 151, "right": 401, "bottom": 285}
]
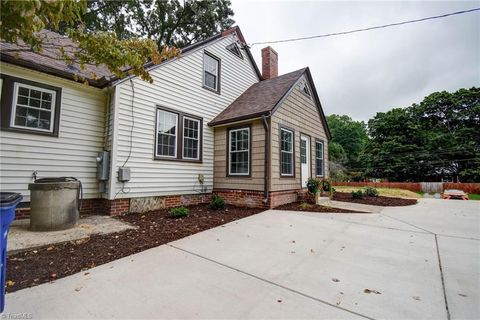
[
  {"left": 213, "top": 188, "right": 307, "bottom": 209},
  {"left": 14, "top": 189, "right": 304, "bottom": 219}
]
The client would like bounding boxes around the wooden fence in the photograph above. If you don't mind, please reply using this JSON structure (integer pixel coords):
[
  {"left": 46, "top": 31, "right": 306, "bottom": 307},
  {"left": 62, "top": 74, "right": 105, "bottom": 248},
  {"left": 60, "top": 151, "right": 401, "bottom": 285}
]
[{"left": 332, "top": 182, "right": 480, "bottom": 194}]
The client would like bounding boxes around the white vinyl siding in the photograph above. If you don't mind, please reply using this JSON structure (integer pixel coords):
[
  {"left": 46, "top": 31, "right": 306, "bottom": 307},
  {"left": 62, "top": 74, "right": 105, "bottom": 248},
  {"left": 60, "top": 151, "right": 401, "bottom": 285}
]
[
  {"left": 112, "top": 35, "right": 259, "bottom": 199},
  {"left": 0, "top": 63, "right": 107, "bottom": 201}
]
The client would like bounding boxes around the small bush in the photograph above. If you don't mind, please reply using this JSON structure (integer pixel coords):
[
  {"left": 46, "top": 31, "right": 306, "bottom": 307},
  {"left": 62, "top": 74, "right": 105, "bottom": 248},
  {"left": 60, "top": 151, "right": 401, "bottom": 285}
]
[
  {"left": 351, "top": 190, "right": 364, "bottom": 199},
  {"left": 210, "top": 194, "right": 226, "bottom": 210},
  {"left": 365, "top": 187, "right": 379, "bottom": 197},
  {"left": 299, "top": 202, "right": 312, "bottom": 210},
  {"left": 169, "top": 206, "right": 189, "bottom": 218},
  {"left": 307, "top": 178, "right": 321, "bottom": 195}
]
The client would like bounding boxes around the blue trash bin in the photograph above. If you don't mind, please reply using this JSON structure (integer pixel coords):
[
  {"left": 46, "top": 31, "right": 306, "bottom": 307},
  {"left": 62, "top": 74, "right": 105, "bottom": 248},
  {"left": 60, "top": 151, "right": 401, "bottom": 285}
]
[{"left": 0, "top": 192, "right": 22, "bottom": 313}]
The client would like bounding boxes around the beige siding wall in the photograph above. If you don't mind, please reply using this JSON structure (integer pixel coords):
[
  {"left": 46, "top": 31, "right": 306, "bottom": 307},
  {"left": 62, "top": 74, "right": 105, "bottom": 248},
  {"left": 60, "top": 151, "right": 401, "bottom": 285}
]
[
  {"left": 213, "top": 120, "right": 265, "bottom": 191},
  {"left": 270, "top": 75, "right": 329, "bottom": 192},
  {"left": 0, "top": 63, "right": 107, "bottom": 201},
  {"left": 112, "top": 34, "right": 259, "bottom": 199}
]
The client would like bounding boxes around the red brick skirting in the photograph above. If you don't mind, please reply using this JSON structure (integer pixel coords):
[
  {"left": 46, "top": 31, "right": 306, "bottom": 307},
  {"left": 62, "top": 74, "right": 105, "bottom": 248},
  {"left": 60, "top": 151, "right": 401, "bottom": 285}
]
[{"left": 213, "top": 188, "right": 306, "bottom": 209}]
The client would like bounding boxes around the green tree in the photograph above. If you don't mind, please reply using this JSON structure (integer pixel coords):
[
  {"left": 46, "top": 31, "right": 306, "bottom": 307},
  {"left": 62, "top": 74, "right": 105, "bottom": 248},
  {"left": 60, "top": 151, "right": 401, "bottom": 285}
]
[
  {"left": 79, "top": 0, "right": 235, "bottom": 47},
  {"left": 326, "top": 114, "right": 368, "bottom": 170},
  {"left": 362, "top": 87, "right": 480, "bottom": 182},
  {"left": 1, "top": 0, "right": 180, "bottom": 83}
]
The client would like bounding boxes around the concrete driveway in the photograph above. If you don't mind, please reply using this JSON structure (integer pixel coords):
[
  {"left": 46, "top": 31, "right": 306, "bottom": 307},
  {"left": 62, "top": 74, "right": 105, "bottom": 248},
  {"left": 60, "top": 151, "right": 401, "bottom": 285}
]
[{"left": 5, "top": 199, "right": 479, "bottom": 319}]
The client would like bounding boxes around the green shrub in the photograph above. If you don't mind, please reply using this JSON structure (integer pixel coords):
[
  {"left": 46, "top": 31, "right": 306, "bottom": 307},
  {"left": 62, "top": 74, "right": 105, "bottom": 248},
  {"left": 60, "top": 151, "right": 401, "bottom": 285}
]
[
  {"left": 169, "top": 206, "right": 189, "bottom": 218},
  {"left": 351, "top": 190, "right": 364, "bottom": 199},
  {"left": 210, "top": 194, "right": 225, "bottom": 210},
  {"left": 365, "top": 187, "right": 379, "bottom": 197},
  {"left": 321, "top": 179, "right": 332, "bottom": 192},
  {"left": 307, "top": 178, "right": 321, "bottom": 195}
]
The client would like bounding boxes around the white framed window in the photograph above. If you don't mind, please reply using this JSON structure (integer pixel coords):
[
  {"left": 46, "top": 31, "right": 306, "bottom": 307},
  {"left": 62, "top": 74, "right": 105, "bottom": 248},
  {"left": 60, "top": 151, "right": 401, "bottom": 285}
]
[
  {"left": 183, "top": 116, "right": 200, "bottom": 160},
  {"left": 156, "top": 109, "right": 178, "bottom": 158},
  {"left": 228, "top": 127, "right": 250, "bottom": 176},
  {"left": 203, "top": 52, "right": 220, "bottom": 92},
  {"left": 11, "top": 82, "right": 56, "bottom": 132},
  {"left": 280, "top": 127, "right": 294, "bottom": 176},
  {"left": 316, "top": 140, "right": 324, "bottom": 177}
]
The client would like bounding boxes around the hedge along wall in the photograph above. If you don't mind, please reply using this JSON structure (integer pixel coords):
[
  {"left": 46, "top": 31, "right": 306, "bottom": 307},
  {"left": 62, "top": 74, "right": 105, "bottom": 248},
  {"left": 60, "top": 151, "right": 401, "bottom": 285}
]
[{"left": 332, "top": 182, "right": 480, "bottom": 194}]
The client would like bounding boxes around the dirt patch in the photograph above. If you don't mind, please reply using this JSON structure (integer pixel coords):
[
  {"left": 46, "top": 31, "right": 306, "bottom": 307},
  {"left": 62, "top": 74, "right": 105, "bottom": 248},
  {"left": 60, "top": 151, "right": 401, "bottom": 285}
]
[
  {"left": 333, "top": 192, "right": 417, "bottom": 206},
  {"left": 274, "top": 201, "right": 361, "bottom": 213},
  {"left": 6, "top": 204, "right": 263, "bottom": 293}
]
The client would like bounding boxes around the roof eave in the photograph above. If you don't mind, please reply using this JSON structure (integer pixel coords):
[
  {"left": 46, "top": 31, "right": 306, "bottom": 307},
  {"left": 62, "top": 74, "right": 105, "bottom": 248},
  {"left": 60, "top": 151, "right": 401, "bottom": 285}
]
[{"left": 208, "top": 111, "right": 270, "bottom": 127}]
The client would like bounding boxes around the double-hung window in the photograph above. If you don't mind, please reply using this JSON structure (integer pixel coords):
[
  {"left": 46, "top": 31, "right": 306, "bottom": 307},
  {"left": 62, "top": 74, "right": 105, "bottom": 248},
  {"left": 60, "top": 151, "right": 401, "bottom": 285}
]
[
  {"left": 280, "top": 127, "right": 294, "bottom": 176},
  {"left": 203, "top": 52, "right": 220, "bottom": 92},
  {"left": 316, "top": 140, "right": 324, "bottom": 177},
  {"left": 0, "top": 74, "right": 62, "bottom": 136},
  {"left": 183, "top": 117, "right": 200, "bottom": 160},
  {"left": 228, "top": 127, "right": 250, "bottom": 176},
  {"left": 155, "top": 107, "right": 202, "bottom": 162}
]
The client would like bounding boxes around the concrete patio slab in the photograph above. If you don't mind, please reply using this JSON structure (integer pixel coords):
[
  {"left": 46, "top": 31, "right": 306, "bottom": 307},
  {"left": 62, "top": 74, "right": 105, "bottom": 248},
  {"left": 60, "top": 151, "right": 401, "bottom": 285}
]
[
  {"left": 437, "top": 235, "right": 480, "bottom": 319},
  {"left": 5, "top": 245, "right": 363, "bottom": 319},
  {"left": 381, "top": 199, "right": 480, "bottom": 239},
  {"left": 170, "top": 210, "right": 447, "bottom": 320},
  {"left": 7, "top": 216, "right": 136, "bottom": 253},
  {"left": 5, "top": 199, "right": 478, "bottom": 319}
]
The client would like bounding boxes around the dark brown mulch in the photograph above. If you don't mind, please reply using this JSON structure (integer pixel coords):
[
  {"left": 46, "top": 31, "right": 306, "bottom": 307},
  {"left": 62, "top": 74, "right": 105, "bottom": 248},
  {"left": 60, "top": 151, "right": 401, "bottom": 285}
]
[
  {"left": 6, "top": 204, "right": 263, "bottom": 293},
  {"left": 274, "top": 201, "right": 361, "bottom": 213},
  {"left": 333, "top": 192, "right": 417, "bottom": 206}
]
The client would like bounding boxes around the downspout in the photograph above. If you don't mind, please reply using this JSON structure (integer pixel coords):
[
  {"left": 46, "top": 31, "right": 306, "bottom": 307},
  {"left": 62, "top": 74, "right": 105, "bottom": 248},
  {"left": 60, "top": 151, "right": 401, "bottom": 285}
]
[{"left": 262, "top": 114, "right": 270, "bottom": 204}]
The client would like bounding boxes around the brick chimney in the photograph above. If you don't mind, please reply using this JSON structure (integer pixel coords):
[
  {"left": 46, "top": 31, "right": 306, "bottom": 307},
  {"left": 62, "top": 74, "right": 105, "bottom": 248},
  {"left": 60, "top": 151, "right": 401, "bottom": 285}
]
[{"left": 261, "top": 46, "right": 278, "bottom": 80}]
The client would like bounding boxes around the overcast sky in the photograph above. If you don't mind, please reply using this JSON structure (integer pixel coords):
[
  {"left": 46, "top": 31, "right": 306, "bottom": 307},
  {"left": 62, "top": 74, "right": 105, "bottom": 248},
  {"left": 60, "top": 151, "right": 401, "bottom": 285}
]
[{"left": 231, "top": 0, "right": 480, "bottom": 122}]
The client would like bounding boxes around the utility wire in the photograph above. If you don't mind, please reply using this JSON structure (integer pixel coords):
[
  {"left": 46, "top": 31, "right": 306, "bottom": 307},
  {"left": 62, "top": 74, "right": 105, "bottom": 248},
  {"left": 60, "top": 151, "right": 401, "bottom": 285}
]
[{"left": 250, "top": 7, "right": 480, "bottom": 46}]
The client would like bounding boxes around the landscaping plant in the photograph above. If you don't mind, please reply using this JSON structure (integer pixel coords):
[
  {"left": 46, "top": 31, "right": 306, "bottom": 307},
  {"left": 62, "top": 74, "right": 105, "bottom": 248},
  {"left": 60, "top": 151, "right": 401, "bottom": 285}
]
[
  {"left": 210, "top": 194, "right": 226, "bottom": 210},
  {"left": 351, "top": 190, "right": 364, "bottom": 199},
  {"left": 365, "top": 187, "right": 379, "bottom": 197},
  {"left": 169, "top": 206, "right": 189, "bottom": 218}
]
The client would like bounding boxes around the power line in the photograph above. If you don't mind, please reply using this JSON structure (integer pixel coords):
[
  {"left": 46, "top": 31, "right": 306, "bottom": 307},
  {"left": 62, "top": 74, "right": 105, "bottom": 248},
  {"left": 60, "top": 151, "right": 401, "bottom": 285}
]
[{"left": 250, "top": 7, "right": 480, "bottom": 46}]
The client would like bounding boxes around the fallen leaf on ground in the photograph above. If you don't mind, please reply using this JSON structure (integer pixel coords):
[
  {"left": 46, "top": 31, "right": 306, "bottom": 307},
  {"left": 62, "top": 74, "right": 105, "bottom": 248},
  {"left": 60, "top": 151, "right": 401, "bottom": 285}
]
[
  {"left": 458, "top": 293, "right": 468, "bottom": 297},
  {"left": 75, "top": 287, "right": 82, "bottom": 292},
  {"left": 412, "top": 296, "right": 421, "bottom": 301},
  {"left": 310, "top": 249, "right": 315, "bottom": 253},
  {"left": 46, "top": 246, "right": 54, "bottom": 251},
  {"left": 332, "top": 278, "right": 340, "bottom": 282},
  {"left": 277, "top": 299, "right": 282, "bottom": 303},
  {"left": 5, "top": 280, "right": 15, "bottom": 287},
  {"left": 364, "top": 289, "right": 381, "bottom": 294}
]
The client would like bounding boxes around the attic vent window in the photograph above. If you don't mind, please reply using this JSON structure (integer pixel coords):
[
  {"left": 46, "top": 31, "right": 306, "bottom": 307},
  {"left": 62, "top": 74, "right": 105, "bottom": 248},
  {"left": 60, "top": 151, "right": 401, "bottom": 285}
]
[
  {"left": 226, "top": 43, "right": 243, "bottom": 59},
  {"left": 300, "top": 82, "right": 311, "bottom": 97}
]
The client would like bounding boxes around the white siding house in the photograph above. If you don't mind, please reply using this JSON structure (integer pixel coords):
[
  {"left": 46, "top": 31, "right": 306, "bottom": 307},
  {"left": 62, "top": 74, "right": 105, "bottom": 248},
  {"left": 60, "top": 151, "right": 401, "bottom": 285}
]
[
  {"left": 108, "top": 33, "right": 260, "bottom": 200},
  {"left": 0, "top": 63, "right": 107, "bottom": 201}
]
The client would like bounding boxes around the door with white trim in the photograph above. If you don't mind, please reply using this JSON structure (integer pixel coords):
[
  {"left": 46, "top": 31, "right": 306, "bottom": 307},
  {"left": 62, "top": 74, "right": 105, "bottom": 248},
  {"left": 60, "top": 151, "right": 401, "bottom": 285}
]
[{"left": 300, "top": 135, "right": 310, "bottom": 188}]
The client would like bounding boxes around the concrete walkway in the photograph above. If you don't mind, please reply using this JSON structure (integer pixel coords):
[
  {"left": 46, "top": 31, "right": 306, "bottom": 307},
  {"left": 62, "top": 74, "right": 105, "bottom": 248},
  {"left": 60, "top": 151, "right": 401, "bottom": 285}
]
[
  {"left": 4, "top": 199, "right": 479, "bottom": 319},
  {"left": 320, "top": 199, "right": 384, "bottom": 213}
]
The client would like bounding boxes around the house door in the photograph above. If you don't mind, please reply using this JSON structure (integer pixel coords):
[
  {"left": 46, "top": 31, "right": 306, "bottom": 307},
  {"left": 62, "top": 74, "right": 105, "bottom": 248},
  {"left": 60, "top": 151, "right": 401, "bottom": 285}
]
[{"left": 300, "top": 135, "right": 310, "bottom": 188}]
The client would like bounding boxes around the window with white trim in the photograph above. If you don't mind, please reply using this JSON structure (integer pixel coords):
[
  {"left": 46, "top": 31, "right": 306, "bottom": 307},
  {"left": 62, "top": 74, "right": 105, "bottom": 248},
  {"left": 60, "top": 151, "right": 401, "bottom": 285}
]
[
  {"left": 228, "top": 127, "right": 250, "bottom": 176},
  {"left": 156, "top": 109, "right": 178, "bottom": 158},
  {"left": 280, "top": 128, "right": 294, "bottom": 176},
  {"left": 183, "top": 117, "right": 200, "bottom": 160},
  {"left": 203, "top": 52, "right": 220, "bottom": 92},
  {"left": 316, "top": 140, "right": 324, "bottom": 176},
  {"left": 12, "top": 83, "right": 56, "bottom": 132}
]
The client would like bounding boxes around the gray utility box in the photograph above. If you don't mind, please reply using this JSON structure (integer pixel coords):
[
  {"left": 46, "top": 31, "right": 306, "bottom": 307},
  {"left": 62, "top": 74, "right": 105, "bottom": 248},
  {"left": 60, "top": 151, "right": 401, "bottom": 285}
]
[{"left": 28, "top": 179, "right": 80, "bottom": 231}]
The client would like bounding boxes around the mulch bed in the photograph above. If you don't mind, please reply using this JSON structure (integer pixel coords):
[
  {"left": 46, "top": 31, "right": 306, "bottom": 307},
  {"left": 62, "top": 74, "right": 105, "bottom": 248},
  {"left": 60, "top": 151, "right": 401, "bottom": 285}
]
[
  {"left": 274, "top": 201, "right": 361, "bottom": 213},
  {"left": 333, "top": 192, "right": 417, "bottom": 206},
  {"left": 6, "top": 204, "right": 263, "bottom": 293}
]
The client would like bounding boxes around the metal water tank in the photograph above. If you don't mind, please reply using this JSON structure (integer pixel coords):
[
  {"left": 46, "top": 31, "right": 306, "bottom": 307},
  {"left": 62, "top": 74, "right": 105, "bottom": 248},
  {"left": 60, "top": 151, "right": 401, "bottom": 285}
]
[{"left": 28, "top": 177, "right": 81, "bottom": 231}]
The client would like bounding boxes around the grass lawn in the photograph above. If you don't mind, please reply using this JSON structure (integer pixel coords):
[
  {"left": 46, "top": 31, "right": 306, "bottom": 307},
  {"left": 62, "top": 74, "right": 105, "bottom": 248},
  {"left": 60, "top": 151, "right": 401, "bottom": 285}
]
[
  {"left": 333, "top": 186, "right": 422, "bottom": 199},
  {"left": 469, "top": 194, "right": 480, "bottom": 200}
]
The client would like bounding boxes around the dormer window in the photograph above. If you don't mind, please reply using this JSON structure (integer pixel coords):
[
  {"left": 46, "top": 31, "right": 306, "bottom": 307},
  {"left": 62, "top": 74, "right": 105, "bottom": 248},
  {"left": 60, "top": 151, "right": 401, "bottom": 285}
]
[
  {"left": 203, "top": 51, "right": 220, "bottom": 93},
  {"left": 226, "top": 43, "right": 243, "bottom": 59},
  {"left": 300, "top": 82, "right": 311, "bottom": 97}
]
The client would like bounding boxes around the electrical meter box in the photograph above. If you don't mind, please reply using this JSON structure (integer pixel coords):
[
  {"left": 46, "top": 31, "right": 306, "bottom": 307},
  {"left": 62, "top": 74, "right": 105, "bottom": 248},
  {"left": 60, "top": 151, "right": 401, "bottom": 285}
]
[
  {"left": 118, "top": 167, "right": 131, "bottom": 182},
  {"left": 96, "top": 151, "right": 110, "bottom": 181}
]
